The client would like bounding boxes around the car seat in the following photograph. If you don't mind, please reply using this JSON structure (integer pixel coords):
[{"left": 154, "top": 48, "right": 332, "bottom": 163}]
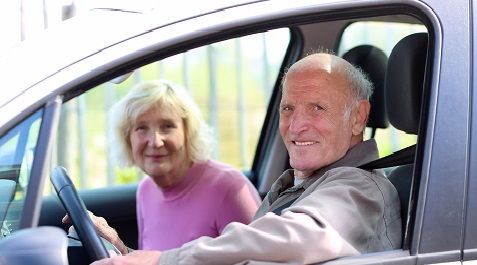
[
  {"left": 342, "top": 45, "right": 389, "bottom": 138},
  {"left": 385, "top": 32, "right": 428, "bottom": 246}
]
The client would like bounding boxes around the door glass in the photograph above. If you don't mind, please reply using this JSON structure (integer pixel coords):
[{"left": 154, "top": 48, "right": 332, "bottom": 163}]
[{"left": 0, "top": 110, "right": 42, "bottom": 238}]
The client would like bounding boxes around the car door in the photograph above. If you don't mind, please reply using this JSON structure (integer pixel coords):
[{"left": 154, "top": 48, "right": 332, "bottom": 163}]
[{"left": 30, "top": 0, "right": 470, "bottom": 264}]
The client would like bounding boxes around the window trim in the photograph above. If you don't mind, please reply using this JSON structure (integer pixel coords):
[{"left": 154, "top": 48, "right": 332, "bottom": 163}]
[{"left": 19, "top": 96, "right": 63, "bottom": 229}]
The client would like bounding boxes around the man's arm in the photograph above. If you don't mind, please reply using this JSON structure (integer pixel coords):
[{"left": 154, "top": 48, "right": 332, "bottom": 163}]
[
  {"left": 158, "top": 169, "right": 395, "bottom": 264},
  {"left": 91, "top": 169, "right": 395, "bottom": 265},
  {"left": 159, "top": 209, "right": 359, "bottom": 265},
  {"left": 90, "top": 208, "right": 359, "bottom": 265}
]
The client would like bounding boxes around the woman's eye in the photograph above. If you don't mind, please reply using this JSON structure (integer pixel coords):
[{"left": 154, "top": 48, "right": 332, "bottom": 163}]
[
  {"left": 163, "top": 123, "right": 175, "bottom": 130},
  {"left": 135, "top": 125, "right": 146, "bottom": 131}
]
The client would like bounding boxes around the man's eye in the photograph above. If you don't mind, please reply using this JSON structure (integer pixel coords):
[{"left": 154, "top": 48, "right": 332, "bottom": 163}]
[
  {"left": 314, "top": 105, "right": 323, "bottom": 111},
  {"left": 282, "top": 106, "right": 293, "bottom": 111}
]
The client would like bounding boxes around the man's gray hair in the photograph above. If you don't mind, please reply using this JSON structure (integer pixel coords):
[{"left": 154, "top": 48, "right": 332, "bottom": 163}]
[
  {"left": 343, "top": 62, "right": 374, "bottom": 101},
  {"left": 342, "top": 62, "right": 374, "bottom": 120}
]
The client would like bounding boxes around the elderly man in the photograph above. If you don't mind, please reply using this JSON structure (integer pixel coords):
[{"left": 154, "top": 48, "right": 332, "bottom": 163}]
[{"left": 91, "top": 52, "right": 401, "bottom": 265}]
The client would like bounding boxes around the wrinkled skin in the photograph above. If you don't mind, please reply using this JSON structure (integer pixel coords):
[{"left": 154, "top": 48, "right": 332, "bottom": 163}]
[
  {"left": 63, "top": 212, "right": 128, "bottom": 255},
  {"left": 279, "top": 53, "right": 369, "bottom": 178}
]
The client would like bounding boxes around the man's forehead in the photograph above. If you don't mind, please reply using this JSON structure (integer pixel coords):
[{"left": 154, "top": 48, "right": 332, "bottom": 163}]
[
  {"left": 282, "top": 73, "right": 348, "bottom": 96},
  {"left": 281, "top": 89, "right": 331, "bottom": 104},
  {"left": 291, "top": 54, "right": 335, "bottom": 73}
]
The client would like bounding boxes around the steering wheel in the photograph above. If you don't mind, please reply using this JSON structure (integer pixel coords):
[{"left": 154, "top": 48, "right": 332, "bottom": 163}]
[{"left": 50, "top": 166, "right": 110, "bottom": 261}]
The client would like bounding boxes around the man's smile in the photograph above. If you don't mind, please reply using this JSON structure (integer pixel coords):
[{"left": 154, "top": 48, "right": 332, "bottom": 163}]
[{"left": 293, "top": 141, "right": 317, "bottom": 146}]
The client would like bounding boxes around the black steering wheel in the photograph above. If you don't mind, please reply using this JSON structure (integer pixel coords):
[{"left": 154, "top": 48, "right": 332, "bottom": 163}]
[{"left": 50, "top": 166, "right": 110, "bottom": 261}]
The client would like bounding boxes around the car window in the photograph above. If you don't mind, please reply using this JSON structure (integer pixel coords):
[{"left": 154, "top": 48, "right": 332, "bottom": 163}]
[
  {"left": 337, "top": 21, "right": 427, "bottom": 157},
  {"left": 0, "top": 110, "right": 42, "bottom": 238},
  {"left": 51, "top": 28, "right": 290, "bottom": 189}
]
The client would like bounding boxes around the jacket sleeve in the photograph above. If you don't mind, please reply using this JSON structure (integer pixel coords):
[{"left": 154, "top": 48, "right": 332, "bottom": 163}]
[
  {"left": 158, "top": 174, "right": 375, "bottom": 264},
  {"left": 159, "top": 210, "right": 359, "bottom": 264}
]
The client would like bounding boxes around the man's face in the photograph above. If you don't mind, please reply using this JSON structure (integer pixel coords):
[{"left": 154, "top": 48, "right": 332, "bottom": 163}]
[{"left": 279, "top": 57, "right": 360, "bottom": 178}]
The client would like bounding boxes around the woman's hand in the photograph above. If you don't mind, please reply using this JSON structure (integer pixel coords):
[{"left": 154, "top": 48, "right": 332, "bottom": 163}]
[{"left": 62, "top": 211, "right": 129, "bottom": 255}]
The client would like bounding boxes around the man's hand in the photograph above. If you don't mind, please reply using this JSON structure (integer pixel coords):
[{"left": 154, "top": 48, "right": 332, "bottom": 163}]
[
  {"left": 62, "top": 211, "right": 129, "bottom": 254},
  {"left": 90, "top": 250, "right": 162, "bottom": 265}
]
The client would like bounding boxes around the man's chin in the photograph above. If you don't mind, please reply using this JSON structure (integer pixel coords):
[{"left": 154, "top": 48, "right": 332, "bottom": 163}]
[{"left": 290, "top": 162, "right": 319, "bottom": 177}]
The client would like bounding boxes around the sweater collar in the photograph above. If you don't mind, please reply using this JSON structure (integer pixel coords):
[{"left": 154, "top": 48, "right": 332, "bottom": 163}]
[{"left": 159, "top": 161, "right": 207, "bottom": 201}]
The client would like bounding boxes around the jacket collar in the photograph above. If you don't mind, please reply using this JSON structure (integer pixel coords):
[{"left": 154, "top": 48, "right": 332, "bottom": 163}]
[{"left": 273, "top": 139, "right": 380, "bottom": 195}]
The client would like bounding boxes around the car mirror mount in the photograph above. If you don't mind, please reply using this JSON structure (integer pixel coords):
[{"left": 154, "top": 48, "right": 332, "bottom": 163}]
[{"left": 109, "top": 71, "right": 134, "bottom": 84}]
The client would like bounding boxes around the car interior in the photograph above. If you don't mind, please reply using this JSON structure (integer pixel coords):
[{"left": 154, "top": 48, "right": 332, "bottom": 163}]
[{"left": 0, "top": 5, "right": 434, "bottom": 264}]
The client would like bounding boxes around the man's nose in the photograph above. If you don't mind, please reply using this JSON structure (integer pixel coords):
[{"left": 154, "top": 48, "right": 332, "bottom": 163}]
[{"left": 289, "top": 110, "right": 310, "bottom": 134}]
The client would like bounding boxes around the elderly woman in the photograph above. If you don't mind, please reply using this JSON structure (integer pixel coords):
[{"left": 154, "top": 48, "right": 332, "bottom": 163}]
[{"left": 69, "top": 80, "right": 261, "bottom": 254}]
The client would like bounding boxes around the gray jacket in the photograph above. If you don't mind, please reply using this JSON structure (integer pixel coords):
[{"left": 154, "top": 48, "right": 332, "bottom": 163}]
[{"left": 160, "top": 139, "right": 401, "bottom": 264}]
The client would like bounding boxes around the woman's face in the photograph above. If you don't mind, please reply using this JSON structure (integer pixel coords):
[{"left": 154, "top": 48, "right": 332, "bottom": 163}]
[{"left": 129, "top": 104, "right": 191, "bottom": 189}]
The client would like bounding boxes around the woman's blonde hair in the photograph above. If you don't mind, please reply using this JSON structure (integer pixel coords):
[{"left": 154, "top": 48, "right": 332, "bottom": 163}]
[{"left": 108, "top": 80, "right": 214, "bottom": 167}]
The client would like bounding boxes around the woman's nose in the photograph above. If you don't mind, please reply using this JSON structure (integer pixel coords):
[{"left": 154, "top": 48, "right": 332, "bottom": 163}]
[{"left": 148, "top": 131, "right": 164, "bottom": 147}]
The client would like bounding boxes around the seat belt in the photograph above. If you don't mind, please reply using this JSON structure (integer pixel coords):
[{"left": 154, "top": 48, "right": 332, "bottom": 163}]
[
  {"left": 272, "top": 198, "right": 299, "bottom": 216},
  {"left": 358, "top": 144, "right": 416, "bottom": 170}
]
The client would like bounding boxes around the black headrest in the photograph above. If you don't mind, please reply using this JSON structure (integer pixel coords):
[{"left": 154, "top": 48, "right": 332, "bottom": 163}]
[
  {"left": 385, "top": 33, "right": 428, "bottom": 134},
  {"left": 343, "top": 45, "right": 389, "bottom": 130}
]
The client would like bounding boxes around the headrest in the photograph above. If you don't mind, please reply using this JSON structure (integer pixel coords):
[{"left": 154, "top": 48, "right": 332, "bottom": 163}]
[
  {"left": 343, "top": 45, "right": 389, "bottom": 130},
  {"left": 385, "top": 32, "right": 428, "bottom": 134}
]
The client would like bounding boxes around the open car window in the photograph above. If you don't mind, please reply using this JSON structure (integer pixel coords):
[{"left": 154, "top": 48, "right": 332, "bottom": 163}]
[{"left": 50, "top": 28, "right": 291, "bottom": 189}]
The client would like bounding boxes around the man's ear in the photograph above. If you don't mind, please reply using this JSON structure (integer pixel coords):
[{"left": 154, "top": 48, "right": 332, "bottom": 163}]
[{"left": 351, "top": 100, "right": 371, "bottom": 136}]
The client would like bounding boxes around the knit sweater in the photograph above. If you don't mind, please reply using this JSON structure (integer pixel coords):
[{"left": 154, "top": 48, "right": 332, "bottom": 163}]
[{"left": 137, "top": 159, "right": 261, "bottom": 251}]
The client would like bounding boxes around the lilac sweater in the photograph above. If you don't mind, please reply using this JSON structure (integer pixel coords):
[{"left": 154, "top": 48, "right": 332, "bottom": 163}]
[{"left": 136, "top": 159, "right": 261, "bottom": 251}]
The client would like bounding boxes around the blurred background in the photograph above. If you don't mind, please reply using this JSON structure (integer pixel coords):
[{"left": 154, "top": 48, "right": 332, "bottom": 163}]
[{"left": 1, "top": 0, "right": 89, "bottom": 51}]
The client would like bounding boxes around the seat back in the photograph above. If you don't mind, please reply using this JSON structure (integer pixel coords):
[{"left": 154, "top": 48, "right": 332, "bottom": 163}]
[
  {"left": 385, "top": 32, "right": 428, "bottom": 241},
  {"left": 342, "top": 45, "right": 389, "bottom": 138}
]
